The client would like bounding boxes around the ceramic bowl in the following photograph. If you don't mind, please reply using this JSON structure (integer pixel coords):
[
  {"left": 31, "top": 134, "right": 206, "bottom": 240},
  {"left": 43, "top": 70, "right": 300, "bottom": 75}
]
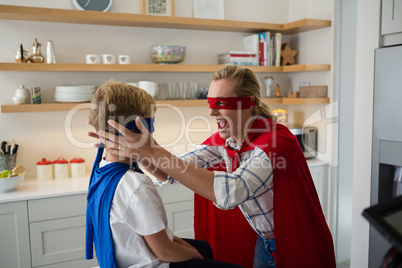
[
  {"left": 0, "top": 172, "right": 25, "bottom": 192},
  {"left": 150, "top": 45, "right": 186, "bottom": 64},
  {"left": 12, "top": 96, "right": 26, "bottom": 105},
  {"left": 138, "top": 81, "right": 159, "bottom": 97}
]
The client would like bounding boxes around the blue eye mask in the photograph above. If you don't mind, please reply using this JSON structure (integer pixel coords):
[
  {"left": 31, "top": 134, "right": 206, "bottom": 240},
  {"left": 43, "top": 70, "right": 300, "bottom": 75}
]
[{"left": 123, "top": 117, "right": 155, "bottom": 134}]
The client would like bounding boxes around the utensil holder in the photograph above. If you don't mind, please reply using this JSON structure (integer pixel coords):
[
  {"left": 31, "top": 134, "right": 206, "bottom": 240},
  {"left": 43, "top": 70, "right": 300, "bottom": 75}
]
[{"left": 0, "top": 154, "right": 17, "bottom": 171}]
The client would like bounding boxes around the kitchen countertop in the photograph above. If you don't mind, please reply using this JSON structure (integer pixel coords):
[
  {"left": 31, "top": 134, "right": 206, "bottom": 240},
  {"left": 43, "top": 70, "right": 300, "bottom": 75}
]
[
  {"left": 0, "top": 158, "right": 328, "bottom": 203},
  {"left": 0, "top": 176, "right": 90, "bottom": 203}
]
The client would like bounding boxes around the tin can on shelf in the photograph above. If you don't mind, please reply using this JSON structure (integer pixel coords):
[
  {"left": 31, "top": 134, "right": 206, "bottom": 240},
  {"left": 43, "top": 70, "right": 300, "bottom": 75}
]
[
  {"left": 70, "top": 157, "right": 85, "bottom": 178},
  {"left": 36, "top": 158, "right": 53, "bottom": 181},
  {"left": 53, "top": 157, "right": 69, "bottom": 179},
  {"left": 31, "top": 87, "right": 41, "bottom": 104}
]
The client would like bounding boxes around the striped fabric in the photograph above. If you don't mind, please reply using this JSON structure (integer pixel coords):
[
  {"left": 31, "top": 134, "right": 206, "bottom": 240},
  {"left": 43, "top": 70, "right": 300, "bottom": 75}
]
[{"left": 167, "top": 139, "right": 275, "bottom": 239}]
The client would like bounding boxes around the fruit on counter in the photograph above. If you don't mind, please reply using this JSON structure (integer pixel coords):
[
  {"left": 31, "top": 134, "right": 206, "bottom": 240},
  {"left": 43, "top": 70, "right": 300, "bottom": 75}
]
[
  {"left": 0, "top": 170, "right": 12, "bottom": 178},
  {"left": 0, "top": 165, "right": 25, "bottom": 178},
  {"left": 11, "top": 165, "right": 25, "bottom": 176}
]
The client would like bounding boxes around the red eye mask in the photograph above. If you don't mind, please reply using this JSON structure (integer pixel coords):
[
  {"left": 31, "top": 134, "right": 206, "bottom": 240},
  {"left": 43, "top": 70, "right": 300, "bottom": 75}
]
[{"left": 207, "top": 97, "right": 256, "bottom": 110}]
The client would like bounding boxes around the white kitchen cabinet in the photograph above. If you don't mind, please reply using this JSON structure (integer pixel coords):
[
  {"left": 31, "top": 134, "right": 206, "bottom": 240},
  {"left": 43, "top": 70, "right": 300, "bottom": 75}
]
[
  {"left": 381, "top": 0, "right": 402, "bottom": 35},
  {"left": 0, "top": 194, "right": 98, "bottom": 268},
  {"left": 0, "top": 201, "right": 31, "bottom": 268},
  {"left": 381, "top": 0, "right": 402, "bottom": 46},
  {"left": 28, "top": 194, "right": 98, "bottom": 268},
  {"left": 309, "top": 163, "right": 330, "bottom": 223}
]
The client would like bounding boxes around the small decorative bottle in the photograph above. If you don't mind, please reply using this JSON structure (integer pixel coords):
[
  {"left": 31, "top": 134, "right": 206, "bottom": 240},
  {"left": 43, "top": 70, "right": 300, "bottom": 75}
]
[
  {"left": 15, "top": 44, "right": 29, "bottom": 63},
  {"left": 264, "top": 76, "right": 274, "bottom": 97},
  {"left": 275, "top": 84, "right": 282, "bottom": 97},
  {"left": 46, "top": 40, "right": 56, "bottom": 64},
  {"left": 29, "top": 38, "right": 45, "bottom": 63}
]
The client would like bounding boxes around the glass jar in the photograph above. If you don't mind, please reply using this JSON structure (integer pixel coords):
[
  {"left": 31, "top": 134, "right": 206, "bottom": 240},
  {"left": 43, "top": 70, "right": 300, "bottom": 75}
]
[{"left": 273, "top": 109, "right": 288, "bottom": 126}]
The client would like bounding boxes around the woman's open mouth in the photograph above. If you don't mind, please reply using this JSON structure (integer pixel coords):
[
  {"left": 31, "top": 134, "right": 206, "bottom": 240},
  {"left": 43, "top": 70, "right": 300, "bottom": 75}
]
[{"left": 215, "top": 118, "right": 229, "bottom": 132}]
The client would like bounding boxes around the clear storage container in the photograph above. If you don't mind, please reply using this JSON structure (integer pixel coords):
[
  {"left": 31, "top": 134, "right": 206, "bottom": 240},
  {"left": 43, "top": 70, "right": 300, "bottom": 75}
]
[{"left": 273, "top": 109, "right": 288, "bottom": 126}]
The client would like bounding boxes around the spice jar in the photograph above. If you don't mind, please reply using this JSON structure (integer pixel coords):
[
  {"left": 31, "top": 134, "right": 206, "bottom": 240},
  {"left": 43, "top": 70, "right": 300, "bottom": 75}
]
[
  {"left": 273, "top": 109, "right": 288, "bottom": 126},
  {"left": 53, "top": 157, "right": 69, "bottom": 179},
  {"left": 70, "top": 157, "right": 85, "bottom": 178},
  {"left": 37, "top": 158, "right": 53, "bottom": 181}
]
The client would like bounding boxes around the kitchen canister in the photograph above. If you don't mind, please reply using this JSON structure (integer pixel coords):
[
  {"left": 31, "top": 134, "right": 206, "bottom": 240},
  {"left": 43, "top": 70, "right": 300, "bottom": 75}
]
[
  {"left": 70, "top": 157, "right": 85, "bottom": 178},
  {"left": 273, "top": 109, "right": 288, "bottom": 126},
  {"left": 36, "top": 158, "right": 53, "bottom": 181},
  {"left": 53, "top": 157, "right": 69, "bottom": 179}
]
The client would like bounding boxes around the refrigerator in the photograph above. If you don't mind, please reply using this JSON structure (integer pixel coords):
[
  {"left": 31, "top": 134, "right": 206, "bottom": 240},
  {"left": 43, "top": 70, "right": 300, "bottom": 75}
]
[{"left": 369, "top": 44, "right": 402, "bottom": 267}]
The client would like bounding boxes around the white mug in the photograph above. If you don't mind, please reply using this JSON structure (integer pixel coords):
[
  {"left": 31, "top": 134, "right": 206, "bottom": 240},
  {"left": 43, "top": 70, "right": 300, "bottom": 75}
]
[
  {"left": 138, "top": 81, "right": 159, "bottom": 98},
  {"left": 118, "top": 55, "right": 131, "bottom": 64},
  {"left": 102, "top": 54, "right": 116, "bottom": 64},
  {"left": 86, "top": 54, "right": 100, "bottom": 64}
]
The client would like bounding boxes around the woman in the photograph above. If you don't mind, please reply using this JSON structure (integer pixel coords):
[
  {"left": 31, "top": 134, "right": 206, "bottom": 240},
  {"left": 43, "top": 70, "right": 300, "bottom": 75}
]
[{"left": 93, "top": 65, "right": 336, "bottom": 268}]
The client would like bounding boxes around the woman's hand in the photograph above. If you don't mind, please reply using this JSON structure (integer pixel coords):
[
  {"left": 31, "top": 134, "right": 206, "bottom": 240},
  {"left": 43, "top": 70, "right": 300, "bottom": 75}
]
[{"left": 96, "top": 118, "right": 159, "bottom": 161}]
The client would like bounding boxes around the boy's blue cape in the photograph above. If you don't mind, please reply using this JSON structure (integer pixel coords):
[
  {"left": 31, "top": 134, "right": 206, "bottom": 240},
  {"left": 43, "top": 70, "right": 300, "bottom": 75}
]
[
  {"left": 85, "top": 118, "right": 153, "bottom": 267},
  {"left": 85, "top": 145, "right": 131, "bottom": 268}
]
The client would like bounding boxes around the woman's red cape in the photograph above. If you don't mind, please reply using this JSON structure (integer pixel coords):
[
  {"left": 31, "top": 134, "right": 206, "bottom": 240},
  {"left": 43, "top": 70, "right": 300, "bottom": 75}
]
[{"left": 194, "top": 118, "right": 336, "bottom": 268}]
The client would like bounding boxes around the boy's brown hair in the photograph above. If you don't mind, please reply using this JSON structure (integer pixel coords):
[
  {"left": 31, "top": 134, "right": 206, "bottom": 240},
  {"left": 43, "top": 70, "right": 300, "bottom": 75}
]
[{"left": 89, "top": 80, "right": 156, "bottom": 134}]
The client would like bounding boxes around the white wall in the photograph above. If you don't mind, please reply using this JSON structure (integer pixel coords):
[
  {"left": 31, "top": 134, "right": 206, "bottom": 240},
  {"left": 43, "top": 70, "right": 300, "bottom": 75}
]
[{"left": 0, "top": 0, "right": 333, "bottom": 176}]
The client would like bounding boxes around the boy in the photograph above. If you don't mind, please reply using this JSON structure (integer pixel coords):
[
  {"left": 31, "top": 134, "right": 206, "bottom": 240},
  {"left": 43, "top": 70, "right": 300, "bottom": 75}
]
[{"left": 85, "top": 81, "right": 242, "bottom": 268}]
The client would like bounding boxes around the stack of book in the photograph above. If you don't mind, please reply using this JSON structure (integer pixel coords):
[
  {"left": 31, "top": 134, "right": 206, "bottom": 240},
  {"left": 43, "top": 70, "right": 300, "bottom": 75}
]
[
  {"left": 243, "top": 32, "right": 282, "bottom": 66},
  {"left": 218, "top": 51, "right": 259, "bottom": 66}
]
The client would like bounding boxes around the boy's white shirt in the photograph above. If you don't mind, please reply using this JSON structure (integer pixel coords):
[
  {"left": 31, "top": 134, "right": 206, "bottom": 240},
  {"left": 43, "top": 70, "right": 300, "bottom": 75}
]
[{"left": 100, "top": 159, "right": 174, "bottom": 268}]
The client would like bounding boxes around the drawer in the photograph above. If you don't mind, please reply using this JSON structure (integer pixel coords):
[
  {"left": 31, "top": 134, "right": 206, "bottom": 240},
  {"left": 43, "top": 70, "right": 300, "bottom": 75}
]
[
  {"left": 30, "top": 215, "right": 95, "bottom": 267},
  {"left": 34, "top": 258, "right": 98, "bottom": 268},
  {"left": 28, "top": 194, "right": 87, "bottom": 222}
]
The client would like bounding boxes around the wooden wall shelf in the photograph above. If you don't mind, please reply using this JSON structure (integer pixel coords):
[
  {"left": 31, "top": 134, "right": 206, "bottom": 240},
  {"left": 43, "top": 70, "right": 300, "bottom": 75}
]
[
  {"left": 0, "top": 63, "right": 330, "bottom": 73},
  {"left": 0, "top": 5, "right": 332, "bottom": 114},
  {"left": 1, "top": 98, "right": 329, "bottom": 113},
  {"left": 0, "top": 5, "right": 331, "bottom": 34}
]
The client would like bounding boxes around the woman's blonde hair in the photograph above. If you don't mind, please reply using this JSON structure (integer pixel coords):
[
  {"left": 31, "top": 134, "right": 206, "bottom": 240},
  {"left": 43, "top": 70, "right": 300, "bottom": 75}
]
[
  {"left": 88, "top": 80, "right": 156, "bottom": 134},
  {"left": 212, "top": 65, "right": 275, "bottom": 120}
]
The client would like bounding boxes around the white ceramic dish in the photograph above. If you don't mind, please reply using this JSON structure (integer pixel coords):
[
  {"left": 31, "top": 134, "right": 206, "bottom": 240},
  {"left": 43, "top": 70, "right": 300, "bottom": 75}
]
[
  {"left": 12, "top": 96, "right": 26, "bottom": 105},
  {"left": 55, "top": 85, "right": 97, "bottom": 92},
  {"left": 55, "top": 98, "right": 92, "bottom": 102},
  {"left": 0, "top": 172, "right": 25, "bottom": 192},
  {"left": 55, "top": 93, "right": 94, "bottom": 98}
]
